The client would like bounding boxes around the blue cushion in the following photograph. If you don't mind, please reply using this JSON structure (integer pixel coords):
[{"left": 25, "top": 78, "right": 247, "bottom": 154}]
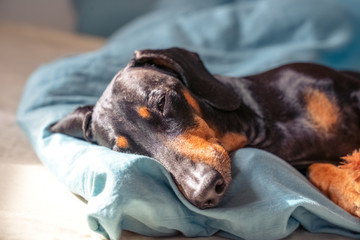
[{"left": 18, "top": 0, "right": 360, "bottom": 239}]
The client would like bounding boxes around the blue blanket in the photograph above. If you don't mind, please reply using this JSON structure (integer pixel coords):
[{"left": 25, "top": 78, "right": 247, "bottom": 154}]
[{"left": 18, "top": 0, "right": 360, "bottom": 239}]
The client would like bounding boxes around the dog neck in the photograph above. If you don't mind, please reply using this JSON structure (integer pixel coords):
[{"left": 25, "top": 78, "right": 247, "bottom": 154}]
[{"left": 198, "top": 75, "right": 267, "bottom": 152}]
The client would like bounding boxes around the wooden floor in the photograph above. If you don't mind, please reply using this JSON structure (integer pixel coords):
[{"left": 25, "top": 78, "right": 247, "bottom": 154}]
[{"left": 0, "top": 21, "right": 105, "bottom": 240}]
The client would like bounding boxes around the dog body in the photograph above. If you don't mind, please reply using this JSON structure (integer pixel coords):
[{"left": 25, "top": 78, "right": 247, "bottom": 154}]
[
  {"left": 51, "top": 48, "right": 360, "bottom": 209},
  {"left": 213, "top": 65, "right": 360, "bottom": 164}
]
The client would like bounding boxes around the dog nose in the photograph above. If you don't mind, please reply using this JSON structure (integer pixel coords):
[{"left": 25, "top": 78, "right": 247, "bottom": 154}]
[{"left": 191, "top": 170, "right": 227, "bottom": 209}]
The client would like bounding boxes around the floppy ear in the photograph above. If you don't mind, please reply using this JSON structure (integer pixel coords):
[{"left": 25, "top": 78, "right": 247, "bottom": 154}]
[
  {"left": 132, "top": 47, "right": 240, "bottom": 111},
  {"left": 50, "top": 105, "right": 93, "bottom": 142}
]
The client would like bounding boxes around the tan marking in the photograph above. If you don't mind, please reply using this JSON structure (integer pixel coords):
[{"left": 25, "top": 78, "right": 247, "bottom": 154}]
[
  {"left": 340, "top": 149, "right": 360, "bottom": 171},
  {"left": 218, "top": 132, "right": 248, "bottom": 152},
  {"left": 304, "top": 89, "right": 339, "bottom": 132},
  {"left": 138, "top": 106, "right": 151, "bottom": 119},
  {"left": 182, "top": 90, "right": 201, "bottom": 115},
  {"left": 169, "top": 116, "right": 231, "bottom": 185},
  {"left": 309, "top": 150, "right": 360, "bottom": 218},
  {"left": 116, "top": 136, "right": 129, "bottom": 149}
]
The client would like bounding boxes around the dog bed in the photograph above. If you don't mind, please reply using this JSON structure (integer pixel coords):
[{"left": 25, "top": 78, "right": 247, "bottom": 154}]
[{"left": 18, "top": 0, "right": 360, "bottom": 239}]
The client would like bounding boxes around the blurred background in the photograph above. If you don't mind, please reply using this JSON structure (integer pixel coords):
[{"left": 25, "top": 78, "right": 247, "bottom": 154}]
[
  {"left": 0, "top": 0, "right": 76, "bottom": 31},
  {"left": 0, "top": 0, "right": 196, "bottom": 37}
]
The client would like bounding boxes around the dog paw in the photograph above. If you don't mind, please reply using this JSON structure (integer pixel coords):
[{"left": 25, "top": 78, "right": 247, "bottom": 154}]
[{"left": 308, "top": 161, "right": 360, "bottom": 218}]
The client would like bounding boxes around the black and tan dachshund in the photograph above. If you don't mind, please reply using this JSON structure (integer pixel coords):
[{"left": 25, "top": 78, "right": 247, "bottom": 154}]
[{"left": 51, "top": 47, "right": 360, "bottom": 212}]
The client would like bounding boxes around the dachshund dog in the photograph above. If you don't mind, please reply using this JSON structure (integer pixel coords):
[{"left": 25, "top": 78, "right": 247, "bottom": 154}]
[{"left": 51, "top": 47, "right": 360, "bottom": 214}]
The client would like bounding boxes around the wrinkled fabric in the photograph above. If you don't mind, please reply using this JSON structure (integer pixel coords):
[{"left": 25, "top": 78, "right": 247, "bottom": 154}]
[{"left": 18, "top": 0, "right": 360, "bottom": 239}]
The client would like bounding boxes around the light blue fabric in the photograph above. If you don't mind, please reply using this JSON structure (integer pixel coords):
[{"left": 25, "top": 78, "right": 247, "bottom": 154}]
[{"left": 18, "top": 0, "right": 360, "bottom": 239}]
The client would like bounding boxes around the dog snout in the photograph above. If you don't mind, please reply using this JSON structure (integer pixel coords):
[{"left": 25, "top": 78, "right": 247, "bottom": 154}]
[
  {"left": 193, "top": 170, "right": 226, "bottom": 209},
  {"left": 178, "top": 163, "right": 227, "bottom": 209}
]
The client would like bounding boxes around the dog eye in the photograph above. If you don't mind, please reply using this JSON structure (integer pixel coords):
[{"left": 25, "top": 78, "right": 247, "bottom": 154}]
[{"left": 157, "top": 95, "right": 166, "bottom": 113}]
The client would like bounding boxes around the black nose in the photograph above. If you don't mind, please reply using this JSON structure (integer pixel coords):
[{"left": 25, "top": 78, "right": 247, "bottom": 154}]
[{"left": 191, "top": 170, "right": 227, "bottom": 209}]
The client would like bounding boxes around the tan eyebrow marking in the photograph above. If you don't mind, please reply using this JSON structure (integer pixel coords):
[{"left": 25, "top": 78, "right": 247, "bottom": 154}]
[
  {"left": 117, "top": 136, "right": 129, "bottom": 149},
  {"left": 138, "top": 106, "right": 151, "bottom": 119},
  {"left": 304, "top": 89, "right": 340, "bottom": 132}
]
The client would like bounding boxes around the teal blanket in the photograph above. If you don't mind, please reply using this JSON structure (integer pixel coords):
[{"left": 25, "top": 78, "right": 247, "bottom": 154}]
[{"left": 18, "top": 0, "right": 360, "bottom": 239}]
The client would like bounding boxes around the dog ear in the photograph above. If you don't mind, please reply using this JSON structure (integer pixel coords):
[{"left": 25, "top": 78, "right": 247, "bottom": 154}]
[
  {"left": 132, "top": 47, "right": 240, "bottom": 111},
  {"left": 50, "top": 105, "right": 93, "bottom": 142}
]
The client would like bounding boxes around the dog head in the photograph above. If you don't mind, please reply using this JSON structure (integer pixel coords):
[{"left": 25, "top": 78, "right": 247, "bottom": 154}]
[{"left": 51, "top": 48, "right": 241, "bottom": 209}]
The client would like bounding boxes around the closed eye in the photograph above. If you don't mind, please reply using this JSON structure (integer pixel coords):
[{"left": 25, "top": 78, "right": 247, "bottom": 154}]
[{"left": 157, "top": 95, "right": 166, "bottom": 113}]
